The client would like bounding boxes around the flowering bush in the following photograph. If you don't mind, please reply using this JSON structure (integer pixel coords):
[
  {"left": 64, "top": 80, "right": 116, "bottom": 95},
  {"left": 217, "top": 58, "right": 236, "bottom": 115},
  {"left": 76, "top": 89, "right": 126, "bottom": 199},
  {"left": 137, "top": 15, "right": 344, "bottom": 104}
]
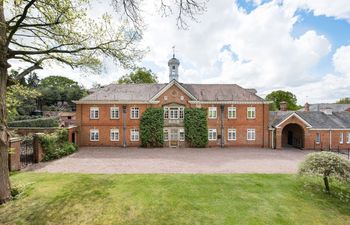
[{"left": 299, "top": 152, "right": 350, "bottom": 193}]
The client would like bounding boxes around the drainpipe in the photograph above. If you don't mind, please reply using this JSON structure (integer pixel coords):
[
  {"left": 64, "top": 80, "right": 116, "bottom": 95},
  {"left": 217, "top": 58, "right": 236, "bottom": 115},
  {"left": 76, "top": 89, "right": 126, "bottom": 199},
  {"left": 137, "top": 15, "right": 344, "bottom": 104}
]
[
  {"left": 220, "top": 105, "right": 225, "bottom": 148},
  {"left": 122, "top": 105, "right": 127, "bottom": 147},
  {"left": 329, "top": 129, "right": 332, "bottom": 150},
  {"left": 271, "top": 129, "right": 275, "bottom": 149}
]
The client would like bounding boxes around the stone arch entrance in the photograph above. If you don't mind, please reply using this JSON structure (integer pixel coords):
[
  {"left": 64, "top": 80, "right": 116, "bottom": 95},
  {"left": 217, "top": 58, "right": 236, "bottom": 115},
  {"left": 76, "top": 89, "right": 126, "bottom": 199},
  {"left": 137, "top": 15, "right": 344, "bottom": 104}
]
[{"left": 281, "top": 123, "right": 304, "bottom": 149}]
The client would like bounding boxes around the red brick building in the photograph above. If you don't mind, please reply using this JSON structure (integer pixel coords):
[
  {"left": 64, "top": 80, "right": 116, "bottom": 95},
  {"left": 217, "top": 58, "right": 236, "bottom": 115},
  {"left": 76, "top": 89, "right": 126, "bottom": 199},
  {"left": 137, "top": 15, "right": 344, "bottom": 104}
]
[
  {"left": 74, "top": 55, "right": 271, "bottom": 148},
  {"left": 269, "top": 104, "right": 350, "bottom": 150}
]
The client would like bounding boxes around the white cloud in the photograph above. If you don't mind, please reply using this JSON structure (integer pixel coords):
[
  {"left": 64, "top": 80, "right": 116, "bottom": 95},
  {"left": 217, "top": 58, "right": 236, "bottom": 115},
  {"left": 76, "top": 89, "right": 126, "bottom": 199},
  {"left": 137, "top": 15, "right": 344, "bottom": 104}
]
[
  {"left": 284, "top": 0, "right": 350, "bottom": 22},
  {"left": 9, "top": 0, "right": 350, "bottom": 104}
]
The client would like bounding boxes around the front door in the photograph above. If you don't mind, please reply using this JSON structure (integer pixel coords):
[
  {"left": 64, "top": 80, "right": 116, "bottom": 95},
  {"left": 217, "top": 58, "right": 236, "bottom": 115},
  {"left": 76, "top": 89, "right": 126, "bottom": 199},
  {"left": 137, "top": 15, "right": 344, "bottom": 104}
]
[
  {"left": 170, "top": 128, "right": 178, "bottom": 147},
  {"left": 288, "top": 131, "right": 293, "bottom": 145}
]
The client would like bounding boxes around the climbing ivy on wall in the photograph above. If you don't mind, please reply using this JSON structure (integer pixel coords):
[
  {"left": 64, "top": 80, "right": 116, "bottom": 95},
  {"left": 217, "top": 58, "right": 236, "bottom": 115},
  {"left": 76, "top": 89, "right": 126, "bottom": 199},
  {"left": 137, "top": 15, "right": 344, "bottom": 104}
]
[
  {"left": 140, "top": 108, "right": 164, "bottom": 147},
  {"left": 184, "top": 108, "right": 208, "bottom": 148}
]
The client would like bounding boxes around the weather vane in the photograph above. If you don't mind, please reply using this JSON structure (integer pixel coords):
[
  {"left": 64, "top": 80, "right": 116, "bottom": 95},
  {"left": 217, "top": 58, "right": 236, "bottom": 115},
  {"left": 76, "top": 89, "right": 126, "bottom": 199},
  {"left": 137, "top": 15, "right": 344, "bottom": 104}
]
[{"left": 172, "top": 46, "right": 175, "bottom": 58}]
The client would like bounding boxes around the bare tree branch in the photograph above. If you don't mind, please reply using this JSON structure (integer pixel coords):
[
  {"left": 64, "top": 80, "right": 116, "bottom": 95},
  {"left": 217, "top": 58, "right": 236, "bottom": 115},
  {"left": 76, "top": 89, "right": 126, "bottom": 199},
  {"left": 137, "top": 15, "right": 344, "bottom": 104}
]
[{"left": 6, "top": 0, "right": 37, "bottom": 47}]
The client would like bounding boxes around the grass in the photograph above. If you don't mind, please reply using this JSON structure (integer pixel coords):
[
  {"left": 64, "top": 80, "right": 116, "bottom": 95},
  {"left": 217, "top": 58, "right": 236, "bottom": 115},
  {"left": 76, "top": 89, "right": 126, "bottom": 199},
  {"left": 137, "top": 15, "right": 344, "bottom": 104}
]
[{"left": 0, "top": 173, "right": 349, "bottom": 225}]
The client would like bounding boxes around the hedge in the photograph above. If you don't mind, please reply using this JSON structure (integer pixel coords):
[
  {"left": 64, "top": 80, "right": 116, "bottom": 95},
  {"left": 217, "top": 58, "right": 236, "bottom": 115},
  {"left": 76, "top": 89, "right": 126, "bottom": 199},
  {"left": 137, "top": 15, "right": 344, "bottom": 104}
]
[
  {"left": 140, "top": 108, "right": 164, "bottom": 147},
  {"left": 39, "top": 128, "right": 78, "bottom": 161},
  {"left": 184, "top": 108, "right": 208, "bottom": 147},
  {"left": 8, "top": 117, "right": 59, "bottom": 128}
]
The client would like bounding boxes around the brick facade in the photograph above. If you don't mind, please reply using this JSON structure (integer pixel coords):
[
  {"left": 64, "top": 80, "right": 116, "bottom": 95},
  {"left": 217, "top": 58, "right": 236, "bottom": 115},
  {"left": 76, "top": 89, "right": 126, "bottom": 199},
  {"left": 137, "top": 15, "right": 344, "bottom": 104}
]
[
  {"left": 271, "top": 114, "right": 350, "bottom": 150},
  {"left": 75, "top": 82, "right": 270, "bottom": 148}
]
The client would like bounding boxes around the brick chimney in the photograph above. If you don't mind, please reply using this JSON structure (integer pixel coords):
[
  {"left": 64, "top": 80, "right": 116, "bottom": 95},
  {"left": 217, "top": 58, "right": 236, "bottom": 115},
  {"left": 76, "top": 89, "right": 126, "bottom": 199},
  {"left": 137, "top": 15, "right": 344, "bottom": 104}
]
[
  {"left": 279, "top": 101, "right": 287, "bottom": 111},
  {"left": 304, "top": 102, "right": 310, "bottom": 112}
]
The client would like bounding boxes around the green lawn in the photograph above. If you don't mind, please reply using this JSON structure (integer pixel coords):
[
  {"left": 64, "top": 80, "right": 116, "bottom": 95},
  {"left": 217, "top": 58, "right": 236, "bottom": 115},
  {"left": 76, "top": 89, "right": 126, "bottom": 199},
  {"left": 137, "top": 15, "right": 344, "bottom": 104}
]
[{"left": 0, "top": 173, "right": 349, "bottom": 225}]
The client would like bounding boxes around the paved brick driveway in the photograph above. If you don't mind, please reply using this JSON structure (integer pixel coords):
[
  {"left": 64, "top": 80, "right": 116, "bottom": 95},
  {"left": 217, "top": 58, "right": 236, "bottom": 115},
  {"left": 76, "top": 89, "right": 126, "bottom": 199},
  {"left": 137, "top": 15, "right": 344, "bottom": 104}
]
[{"left": 25, "top": 147, "right": 315, "bottom": 174}]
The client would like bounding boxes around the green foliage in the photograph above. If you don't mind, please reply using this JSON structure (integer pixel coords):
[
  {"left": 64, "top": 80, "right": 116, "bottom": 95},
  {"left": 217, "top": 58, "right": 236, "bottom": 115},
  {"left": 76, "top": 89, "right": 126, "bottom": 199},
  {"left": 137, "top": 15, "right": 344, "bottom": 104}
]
[
  {"left": 265, "top": 90, "right": 300, "bottom": 111},
  {"left": 39, "top": 129, "right": 78, "bottom": 161},
  {"left": 6, "top": 84, "right": 41, "bottom": 121},
  {"left": 118, "top": 67, "right": 158, "bottom": 84},
  {"left": 38, "top": 76, "right": 88, "bottom": 108},
  {"left": 140, "top": 108, "right": 164, "bottom": 147},
  {"left": 8, "top": 117, "right": 59, "bottom": 128},
  {"left": 299, "top": 152, "right": 350, "bottom": 193},
  {"left": 184, "top": 108, "right": 208, "bottom": 147},
  {"left": 336, "top": 97, "right": 350, "bottom": 104}
]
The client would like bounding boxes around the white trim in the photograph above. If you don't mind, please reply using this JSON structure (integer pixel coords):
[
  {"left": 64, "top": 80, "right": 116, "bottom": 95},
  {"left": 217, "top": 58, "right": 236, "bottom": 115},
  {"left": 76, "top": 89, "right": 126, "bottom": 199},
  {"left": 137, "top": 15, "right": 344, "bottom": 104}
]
[
  {"left": 247, "top": 128, "right": 256, "bottom": 141},
  {"left": 228, "top": 107, "right": 237, "bottom": 119},
  {"left": 110, "top": 128, "right": 119, "bottom": 141},
  {"left": 110, "top": 107, "right": 119, "bottom": 119},
  {"left": 188, "top": 100, "right": 272, "bottom": 104},
  {"left": 208, "top": 129, "right": 217, "bottom": 141},
  {"left": 89, "top": 107, "right": 99, "bottom": 119},
  {"left": 74, "top": 100, "right": 153, "bottom": 104},
  {"left": 227, "top": 128, "right": 237, "bottom": 141},
  {"left": 275, "top": 112, "right": 312, "bottom": 128},
  {"left": 208, "top": 107, "right": 217, "bottom": 119},
  {"left": 90, "top": 129, "right": 99, "bottom": 141},
  {"left": 130, "top": 129, "right": 139, "bottom": 142},
  {"left": 130, "top": 107, "right": 140, "bottom": 119},
  {"left": 149, "top": 80, "right": 197, "bottom": 101}
]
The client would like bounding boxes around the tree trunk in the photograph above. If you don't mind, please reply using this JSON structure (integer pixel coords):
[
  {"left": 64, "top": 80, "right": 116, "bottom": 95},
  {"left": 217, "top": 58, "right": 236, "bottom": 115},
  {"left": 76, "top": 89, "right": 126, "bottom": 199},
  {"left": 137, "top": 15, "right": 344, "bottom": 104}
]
[
  {"left": 0, "top": 0, "right": 11, "bottom": 204},
  {"left": 323, "top": 176, "right": 330, "bottom": 193}
]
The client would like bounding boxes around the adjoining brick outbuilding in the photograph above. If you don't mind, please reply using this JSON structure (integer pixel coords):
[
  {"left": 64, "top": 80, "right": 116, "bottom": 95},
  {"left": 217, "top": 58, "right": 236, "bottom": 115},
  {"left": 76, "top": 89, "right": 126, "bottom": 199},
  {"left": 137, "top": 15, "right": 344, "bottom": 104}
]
[{"left": 269, "top": 110, "right": 350, "bottom": 150}]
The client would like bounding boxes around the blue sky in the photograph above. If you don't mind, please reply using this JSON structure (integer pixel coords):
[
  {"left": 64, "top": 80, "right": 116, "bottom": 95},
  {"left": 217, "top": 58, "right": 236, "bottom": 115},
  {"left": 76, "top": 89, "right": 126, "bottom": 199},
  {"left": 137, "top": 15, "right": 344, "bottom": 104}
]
[{"left": 11, "top": 0, "right": 350, "bottom": 104}]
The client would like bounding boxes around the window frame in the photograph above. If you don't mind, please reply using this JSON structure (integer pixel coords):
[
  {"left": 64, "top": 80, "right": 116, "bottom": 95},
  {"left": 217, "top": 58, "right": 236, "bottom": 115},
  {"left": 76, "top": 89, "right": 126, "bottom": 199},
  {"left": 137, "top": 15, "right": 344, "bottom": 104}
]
[
  {"left": 247, "top": 128, "right": 256, "bottom": 141},
  {"left": 208, "top": 107, "right": 217, "bottom": 119},
  {"left": 90, "top": 107, "right": 99, "bottom": 119},
  {"left": 164, "top": 129, "right": 169, "bottom": 141},
  {"left": 228, "top": 107, "right": 237, "bottom": 119},
  {"left": 340, "top": 132, "right": 344, "bottom": 144},
  {"left": 316, "top": 133, "right": 321, "bottom": 144},
  {"left": 110, "top": 128, "right": 119, "bottom": 141},
  {"left": 90, "top": 129, "right": 99, "bottom": 141},
  {"left": 130, "top": 129, "right": 139, "bottom": 142},
  {"left": 110, "top": 107, "right": 119, "bottom": 119},
  {"left": 347, "top": 132, "right": 350, "bottom": 144},
  {"left": 130, "top": 107, "right": 140, "bottom": 119},
  {"left": 247, "top": 107, "right": 256, "bottom": 119},
  {"left": 179, "top": 128, "right": 185, "bottom": 141},
  {"left": 208, "top": 128, "right": 217, "bottom": 141},
  {"left": 228, "top": 128, "right": 237, "bottom": 141}
]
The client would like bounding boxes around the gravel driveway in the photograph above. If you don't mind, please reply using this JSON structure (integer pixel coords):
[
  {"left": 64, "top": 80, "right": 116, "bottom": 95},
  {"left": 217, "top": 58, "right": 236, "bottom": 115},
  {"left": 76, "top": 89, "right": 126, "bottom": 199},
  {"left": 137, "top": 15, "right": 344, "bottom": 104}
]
[{"left": 25, "top": 147, "right": 314, "bottom": 174}]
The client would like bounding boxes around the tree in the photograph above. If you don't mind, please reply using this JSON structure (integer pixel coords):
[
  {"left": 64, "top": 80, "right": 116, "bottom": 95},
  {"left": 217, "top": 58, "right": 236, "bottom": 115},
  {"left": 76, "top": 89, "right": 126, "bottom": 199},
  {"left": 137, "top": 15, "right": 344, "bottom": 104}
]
[
  {"left": 265, "top": 90, "right": 300, "bottom": 111},
  {"left": 0, "top": 0, "right": 206, "bottom": 204},
  {"left": 37, "top": 76, "right": 87, "bottom": 109},
  {"left": 299, "top": 152, "right": 350, "bottom": 193},
  {"left": 6, "top": 84, "right": 41, "bottom": 121},
  {"left": 336, "top": 97, "right": 350, "bottom": 104},
  {"left": 118, "top": 67, "right": 158, "bottom": 84}
]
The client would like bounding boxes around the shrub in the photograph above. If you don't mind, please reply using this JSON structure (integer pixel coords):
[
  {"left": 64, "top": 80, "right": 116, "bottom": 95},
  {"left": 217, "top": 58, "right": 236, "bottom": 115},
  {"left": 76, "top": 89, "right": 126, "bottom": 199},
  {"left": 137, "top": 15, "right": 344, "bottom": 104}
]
[
  {"left": 39, "top": 128, "right": 78, "bottom": 161},
  {"left": 140, "top": 108, "right": 164, "bottom": 147},
  {"left": 299, "top": 152, "right": 350, "bottom": 193},
  {"left": 8, "top": 117, "right": 59, "bottom": 128},
  {"left": 184, "top": 108, "right": 208, "bottom": 147}
]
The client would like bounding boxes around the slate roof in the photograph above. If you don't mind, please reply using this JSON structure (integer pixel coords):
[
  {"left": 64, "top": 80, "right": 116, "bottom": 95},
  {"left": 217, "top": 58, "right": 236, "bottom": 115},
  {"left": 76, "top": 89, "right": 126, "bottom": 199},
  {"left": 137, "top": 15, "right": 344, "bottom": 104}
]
[
  {"left": 79, "top": 83, "right": 167, "bottom": 102},
  {"left": 182, "top": 84, "right": 264, "bottom": 101},
  {"left": 299, "top": 103, "right": 350, "bottom": 112},
  {"left": 270, "top": 111, "right": 350, "bottom": 129},
  {"left": 78, "top": 82, "right": 265, "bottom": 102}
]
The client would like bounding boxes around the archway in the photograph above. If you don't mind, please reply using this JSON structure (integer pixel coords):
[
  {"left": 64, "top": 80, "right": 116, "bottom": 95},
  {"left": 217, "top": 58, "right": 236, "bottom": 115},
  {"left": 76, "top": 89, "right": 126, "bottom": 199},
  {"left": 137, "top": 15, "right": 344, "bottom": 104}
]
[{"left": 281, "top": 123, "right": 304, "bottom": 149}]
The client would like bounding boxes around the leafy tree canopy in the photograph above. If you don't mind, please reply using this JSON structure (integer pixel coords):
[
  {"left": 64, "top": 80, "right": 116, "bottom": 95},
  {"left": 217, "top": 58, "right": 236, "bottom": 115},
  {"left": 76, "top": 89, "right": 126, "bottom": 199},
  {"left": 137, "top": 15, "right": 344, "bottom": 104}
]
[
  {"left": 336, "top": 97, "right": 350, "bottom": 104},
  {"left": 118, "top": 67, "right": 158, "bottom": 84},
  {"left": 6, "top": 84, "right": 41, "bottom": 121},
  {"left": 265, "top": 90, "right": 300, "bottom": 111},
  {"left": 38, "top": 76, "right": 88, "bottom": 108}
]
